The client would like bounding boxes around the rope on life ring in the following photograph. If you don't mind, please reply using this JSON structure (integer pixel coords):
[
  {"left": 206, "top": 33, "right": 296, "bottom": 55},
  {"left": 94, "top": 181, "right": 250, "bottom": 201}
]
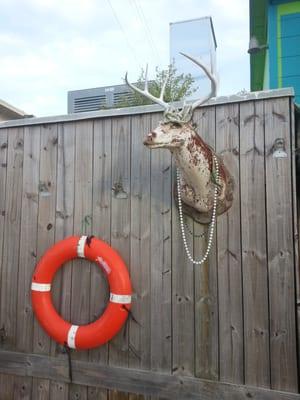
[{"left": 31, "top": 235, "right": 132, "bottom": 350}]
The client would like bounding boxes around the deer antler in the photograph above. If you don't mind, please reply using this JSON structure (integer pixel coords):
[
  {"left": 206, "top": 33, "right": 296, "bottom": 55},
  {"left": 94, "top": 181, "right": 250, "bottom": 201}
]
[
  {"left": 125, "top": 53, "right": 217, "bottom": 119},
  {"left": 179, "top": 52, "right": 217, "bottom": 112},
  {"left": 125, "top": 64, "right": 169, "bottom": 109}
]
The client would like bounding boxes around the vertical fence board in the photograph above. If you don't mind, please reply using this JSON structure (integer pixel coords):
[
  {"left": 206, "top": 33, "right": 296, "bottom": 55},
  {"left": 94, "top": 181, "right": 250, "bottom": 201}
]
[
  {"left": 0, "top": 128, "right": 8, "bottom": 284},
  {"left": 0, "top": 127, "right": 9, "bottom": 357},
  {"left": 50, "top": 122, "right": 76, "bottom": 400},
  {"left": 0, "top": 128, "right": 23, "bottom": 398},
  {"left": 264, "top": 97, "right": 298, "bottom": 392},
  {"left": 240, "top": 101, "right": 270, "bottom": 387},
  {"left": 293, "top": 103, "right": 300, "bottom": 382},
  {"left": 32, "top": 124, "right": 58, "bottom": 399},
  {"left": 150, "top": 113, "right": 172, "bottom": 382},
  {"left": 193, "top": 107, "right": 219, "bottom": 380},
  {"left": 15, "top": 125, "right": 40, "bottom": 399},
  {"left": 129, "top": 114, "right": 151, "bottom": 400},
  {"left": 109, "top": 116, "right": 131, "bottom": 400},
  {"left": 172, "top": 148, "right": 194, "bottom": 377},
  {"left": 0, "top": 373, "right": 14, "bottom": 400},
  {"left": 88, "top": 118, "right": 112, "bottom": 400},
  {"left": 69, "top": 120, "right": 94, "bottom": 400},
  {"left": 216, "top": 103, "right": 243, "bottom": 384},
  {"left": 0, "top": 128, "right": 24, "bottom": 348},
  {"left": 0, "top": 129, "right": 9, "bottom": 397},
  {"left": 54, "top": 122, "right": 76, "bottom": 324},
  {"left": 50, "top": 381, "right": 69, "bottom": 400}
]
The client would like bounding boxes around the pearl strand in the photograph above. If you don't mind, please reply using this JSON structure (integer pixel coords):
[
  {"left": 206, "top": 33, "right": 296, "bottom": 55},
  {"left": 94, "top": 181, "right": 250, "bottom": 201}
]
[{"left": 177, "top": 155, "right": 219, "bottom": 265}]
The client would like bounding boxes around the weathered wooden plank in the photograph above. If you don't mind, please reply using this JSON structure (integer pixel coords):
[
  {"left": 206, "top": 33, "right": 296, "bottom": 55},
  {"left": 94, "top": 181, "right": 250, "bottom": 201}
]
[
  {"left": 193, "top": 106, "right": 219, "bottom": 380},
  {"left": 16, "top": 125, "right": 40, "bottom": 350},
  {"left": 88, "top": 118, "right": 112, "bottom": 400},
  {"left": 31, "top": 381, "right": 49, "bottom": 400},
  {"left": 172, "top": 152, "right": 194, "bottom": 378},
  {"left": 109, "top": 116, "right": 131, "bottom": 400},
  {"left": 1, "top": 350, "right": 300, "bottom": 400},
  {"left": 49, "top": 122, "right": 76, "bottom": 400},
  {"left": 0, "top": 373, "right": 14, "bottom": 399},
  {"left": 32, "top": 123, "right": 58, "bottom": 399},
  {"left": 290, "top": 101, "right": 300, "bottom": 384},
  {"left": 0, "top": 127, "right": 22, "bottom": 399},
  {"left": 69, "top": 120, "right": 94, "bottom": 400},
  {"left": 53, "top": 122, "right": 76, "bottom": 322},
  {"left": 150, "top": 112, "right": 172, "bottom": 379},
  {"left": 0, "top": 128, "right": 8, "bottom": 398},
  {"left": 0, "top": 128, "right": 8, "bottom": 281},
  {"left": 72, "top": 120, "right": 94, "bottom": 323},
  {"left": 0, "top": 132, "right": 8, "bottom": 400},
  {"left": 239, "top": 101, "right": 270, "bottom": 387},
  {"left": 129, "top": 114, "right": 151, "bottom": 400},
  {"left": 264, "top": 97, "right": 298, "bottom": 392},
  {"left": 90, "top": 117, "right": 111, "bottom": 353},
  {"left": 0, "top": 127, "right": 24, "bottom": 348},
  {"left": 15, "top": 125, "right": 40, "bottom": 398},
  {"left": 50, "top": 381, "right": 69, "bottom": 400},
  {"left": 215, "top": 103, "right": 243, "bottom": 384}
]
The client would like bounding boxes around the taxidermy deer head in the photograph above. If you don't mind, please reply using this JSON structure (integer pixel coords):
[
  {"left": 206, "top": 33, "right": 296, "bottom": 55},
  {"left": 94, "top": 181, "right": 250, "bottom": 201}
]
[{"left": 125, "top": 53, "right": 234, "bottom": 224}]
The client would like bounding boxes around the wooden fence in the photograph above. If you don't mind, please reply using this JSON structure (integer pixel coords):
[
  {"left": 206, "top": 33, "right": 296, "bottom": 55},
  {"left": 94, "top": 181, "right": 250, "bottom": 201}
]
[{"left": 0, "top": 88, "right": 299, "bottom": 399}]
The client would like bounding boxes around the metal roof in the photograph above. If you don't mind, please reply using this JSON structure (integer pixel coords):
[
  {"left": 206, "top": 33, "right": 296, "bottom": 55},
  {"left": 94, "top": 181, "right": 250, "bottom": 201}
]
[{"left": 0, "top": 99, "right": 30, "bottom": 121}]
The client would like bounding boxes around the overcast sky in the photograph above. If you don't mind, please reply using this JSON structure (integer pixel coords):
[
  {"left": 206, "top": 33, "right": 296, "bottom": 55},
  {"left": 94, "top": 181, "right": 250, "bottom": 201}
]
[{"left": 0, "top": 0, "right": 249, "bottom": 117}]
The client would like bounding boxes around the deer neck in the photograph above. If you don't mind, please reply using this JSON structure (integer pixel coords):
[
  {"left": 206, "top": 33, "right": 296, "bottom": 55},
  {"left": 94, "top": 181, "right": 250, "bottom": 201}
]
[{"left": 172, "top": 132, "right": 213, "bottom": 195}]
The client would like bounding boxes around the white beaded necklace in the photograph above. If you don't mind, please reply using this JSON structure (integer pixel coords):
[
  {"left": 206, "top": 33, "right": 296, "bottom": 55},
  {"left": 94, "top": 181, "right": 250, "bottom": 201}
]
[{"left": 176, "top": 154, "right": 219, "bottom": 265}]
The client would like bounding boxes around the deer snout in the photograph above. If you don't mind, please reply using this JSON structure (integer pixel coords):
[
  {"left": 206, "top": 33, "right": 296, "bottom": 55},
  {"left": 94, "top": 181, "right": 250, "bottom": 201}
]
[{"left": 143, "top": 131, "right": 157, "bottom": 145}]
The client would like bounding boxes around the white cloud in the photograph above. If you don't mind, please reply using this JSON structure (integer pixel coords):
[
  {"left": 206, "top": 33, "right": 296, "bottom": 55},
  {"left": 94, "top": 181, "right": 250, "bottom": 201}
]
[
  {"left": 0, "top": 33, "right": 25, "bottom": 47},
  {"left": 26, "top": 0, "right": 100, "bottom": 23}
]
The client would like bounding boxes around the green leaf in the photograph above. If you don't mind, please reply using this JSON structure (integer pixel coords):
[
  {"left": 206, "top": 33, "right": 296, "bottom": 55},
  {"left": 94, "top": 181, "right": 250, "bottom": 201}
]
[{"left": 116, "top": 61, "right": 198, "bottom": 108}]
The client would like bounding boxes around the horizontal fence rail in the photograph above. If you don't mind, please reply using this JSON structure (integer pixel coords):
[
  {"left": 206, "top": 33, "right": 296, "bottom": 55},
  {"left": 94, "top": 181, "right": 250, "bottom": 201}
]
[{"left": 0, "top": 350, "right": 299, "bottom": 400}]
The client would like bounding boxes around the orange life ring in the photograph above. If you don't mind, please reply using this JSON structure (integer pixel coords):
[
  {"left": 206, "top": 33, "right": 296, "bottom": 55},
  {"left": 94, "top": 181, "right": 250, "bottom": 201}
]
[{"left": 31, "top": 235, "right": 132, "bottom": 350}]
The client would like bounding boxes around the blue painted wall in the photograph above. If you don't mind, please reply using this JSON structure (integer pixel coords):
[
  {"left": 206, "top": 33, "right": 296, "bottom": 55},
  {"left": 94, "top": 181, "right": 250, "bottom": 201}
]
[
  {"left": 267, "top": 1, "right": 300, "bottom": 103},
  {"left": 281, "top": 12, "right": 300, "bottom": 103}
]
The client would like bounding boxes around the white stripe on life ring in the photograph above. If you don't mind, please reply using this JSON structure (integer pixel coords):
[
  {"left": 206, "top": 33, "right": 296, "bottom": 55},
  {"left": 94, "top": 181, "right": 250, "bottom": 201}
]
[
  {"left": 77, "top": 236, "right": 87, "bottom": 258},
  {"left": 110, "top": 293, "right": 131, "bottom": 304},
  {"left": 67, "top": 325, "right": 79, "bottom": 349},
  {"left": 31, "top": 282, "right": 51, "bottom": 292}
]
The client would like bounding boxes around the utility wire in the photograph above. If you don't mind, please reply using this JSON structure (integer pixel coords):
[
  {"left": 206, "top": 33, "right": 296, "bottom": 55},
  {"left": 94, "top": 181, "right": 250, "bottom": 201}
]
[
  {"left": 130, "top": 0, "right": 161, "bottom": 64},
  {"left": 106, "top": 0, "right": 142, "bottom": 70},
  {"left": 129, "top": 0, "right": 155, "bottom": 59},
  {"left": 136, "top": 0, "right": 161, "bottom": 62}
]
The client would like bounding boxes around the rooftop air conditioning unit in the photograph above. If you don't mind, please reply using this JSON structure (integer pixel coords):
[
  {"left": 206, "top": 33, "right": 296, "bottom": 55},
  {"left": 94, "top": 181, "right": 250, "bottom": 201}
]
[{"left": 67, "top": 83, "right": 135, "bottom": 113}]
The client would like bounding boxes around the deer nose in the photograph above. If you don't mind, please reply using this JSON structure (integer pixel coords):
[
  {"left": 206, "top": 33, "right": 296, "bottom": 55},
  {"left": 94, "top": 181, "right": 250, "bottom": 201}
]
[
  {"left": 144, "top": 131, "right": 156, "bottom": 145},
  {"left": 145, "top": 132, "right": 156, "bottom": 142}
]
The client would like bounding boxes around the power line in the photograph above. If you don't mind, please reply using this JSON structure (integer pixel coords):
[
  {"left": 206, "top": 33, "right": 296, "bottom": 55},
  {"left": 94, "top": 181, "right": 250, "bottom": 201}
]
[
  {"left": 130, "top": 0, "right": 161, "bottom": 64},
  {"left": 136, "top": 0, "right": 161, "bottom": 62},
  {"left": 129, "top": 0, "right": 156, "bottom": 60},
  {"left": 106, "top": 0, "right": 142, "bottom": 70}
]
